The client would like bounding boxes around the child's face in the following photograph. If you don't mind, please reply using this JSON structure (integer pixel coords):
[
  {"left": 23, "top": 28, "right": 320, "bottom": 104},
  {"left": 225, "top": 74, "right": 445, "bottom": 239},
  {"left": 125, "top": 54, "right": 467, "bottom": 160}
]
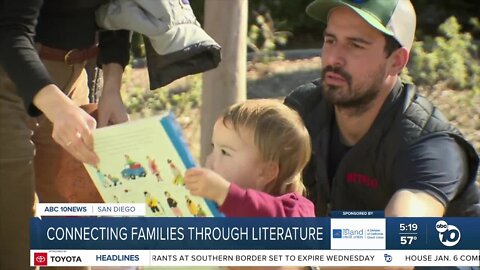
[{"left": 206, "top": 118, "right": 265, "bottom": 190}]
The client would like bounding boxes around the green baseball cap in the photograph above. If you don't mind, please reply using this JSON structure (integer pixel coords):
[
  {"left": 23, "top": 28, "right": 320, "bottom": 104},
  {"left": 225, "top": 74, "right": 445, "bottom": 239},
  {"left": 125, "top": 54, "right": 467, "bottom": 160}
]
[{"left": 306, "top": 0, "right": 416, "bottom": 51}]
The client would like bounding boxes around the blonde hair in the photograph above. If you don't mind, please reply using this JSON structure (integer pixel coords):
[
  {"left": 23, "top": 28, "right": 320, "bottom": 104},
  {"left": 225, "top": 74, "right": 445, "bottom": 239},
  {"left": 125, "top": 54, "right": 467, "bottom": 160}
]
[{"left": 221, "top": 99, "right": 311, "bottom": 195}]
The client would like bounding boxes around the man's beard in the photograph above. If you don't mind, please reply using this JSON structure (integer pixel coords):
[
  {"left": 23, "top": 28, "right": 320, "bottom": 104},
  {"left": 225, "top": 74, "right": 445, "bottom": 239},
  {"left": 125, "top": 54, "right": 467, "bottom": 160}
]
[{"left": 321, "top": 65, "right": 383, "bottom": 111}]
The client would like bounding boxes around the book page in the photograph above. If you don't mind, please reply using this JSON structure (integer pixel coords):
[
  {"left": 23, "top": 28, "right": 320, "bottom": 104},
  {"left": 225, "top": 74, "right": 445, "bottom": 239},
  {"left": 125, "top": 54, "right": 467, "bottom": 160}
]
[{"left": 84, "top": 113, "right": 217, "bottom": 217}]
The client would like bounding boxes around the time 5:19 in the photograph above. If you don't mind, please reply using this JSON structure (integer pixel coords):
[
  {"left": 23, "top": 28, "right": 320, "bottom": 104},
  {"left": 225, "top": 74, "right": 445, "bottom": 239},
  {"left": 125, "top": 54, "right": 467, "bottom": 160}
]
[{"left": 399, "top": 223, "right": 418, "bottom": 231}]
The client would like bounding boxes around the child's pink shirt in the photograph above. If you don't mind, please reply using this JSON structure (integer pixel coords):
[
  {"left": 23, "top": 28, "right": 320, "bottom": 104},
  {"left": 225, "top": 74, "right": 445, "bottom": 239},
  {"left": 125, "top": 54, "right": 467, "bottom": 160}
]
[{"left": 219, "top": 183, "right": 315, "bottom": 217}]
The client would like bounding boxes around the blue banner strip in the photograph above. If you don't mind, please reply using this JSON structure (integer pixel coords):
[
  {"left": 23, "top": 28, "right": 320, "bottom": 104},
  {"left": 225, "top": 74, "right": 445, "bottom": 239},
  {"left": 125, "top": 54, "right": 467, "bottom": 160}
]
[
  {"left": 31, "top": 217, "right": 330, "bottom": 250},
  {"left": 387, "top": 218, "right": 480, "bottom": 250},
  {"left": 31, "top": 217, "right": 480, "bottom": 250}
]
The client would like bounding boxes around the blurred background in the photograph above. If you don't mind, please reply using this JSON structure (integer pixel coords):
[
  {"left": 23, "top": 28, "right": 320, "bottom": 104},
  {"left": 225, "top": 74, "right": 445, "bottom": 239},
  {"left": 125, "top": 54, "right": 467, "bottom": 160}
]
[{"left": 98, "top": 0, "right": 479, "bottom": 180}]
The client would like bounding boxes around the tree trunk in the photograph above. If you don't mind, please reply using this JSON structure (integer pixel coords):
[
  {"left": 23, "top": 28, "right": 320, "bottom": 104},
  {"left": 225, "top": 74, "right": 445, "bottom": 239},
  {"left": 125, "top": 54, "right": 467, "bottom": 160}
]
[{"left": 201, "top": 0, "right": 248, "bottom": 164}]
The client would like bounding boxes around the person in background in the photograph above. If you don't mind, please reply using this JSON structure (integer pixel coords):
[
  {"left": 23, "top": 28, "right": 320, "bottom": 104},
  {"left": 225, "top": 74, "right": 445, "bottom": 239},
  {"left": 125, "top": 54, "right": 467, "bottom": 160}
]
[
  {"left": 284, "top": 0, "right": 479, "bottom": 218},
  {"left": 0, "top": 0, "right": 130, "bottom": 269},
  {"left": 185, "top": 99, "right": 315, "bottom": 217}
]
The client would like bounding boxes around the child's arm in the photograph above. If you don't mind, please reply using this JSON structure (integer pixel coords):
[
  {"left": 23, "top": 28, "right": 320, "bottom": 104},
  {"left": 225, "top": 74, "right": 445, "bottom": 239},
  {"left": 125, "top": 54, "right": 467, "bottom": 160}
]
[
  {"left": 184, "top": 168, "right": 230, "bottom": 206},
  {"left": 184, "top": 168, "right": 315, "bottom": 217}
]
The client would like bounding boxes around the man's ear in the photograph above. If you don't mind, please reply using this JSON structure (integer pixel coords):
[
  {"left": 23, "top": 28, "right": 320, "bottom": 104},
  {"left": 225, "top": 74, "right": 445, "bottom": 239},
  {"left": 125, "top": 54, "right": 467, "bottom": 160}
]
[
  {"left": 388, "top": 47, "right": 409, "bottom": 76},
  {"left": 258, "top": 161, "right": 279, "bottom": 188}
]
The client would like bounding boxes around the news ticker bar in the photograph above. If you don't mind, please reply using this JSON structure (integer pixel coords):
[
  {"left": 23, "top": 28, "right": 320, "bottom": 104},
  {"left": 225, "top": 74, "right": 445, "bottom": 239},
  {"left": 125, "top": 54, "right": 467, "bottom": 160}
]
[{"left": 30, "top": 249, "right": 480, "bottom": 267}]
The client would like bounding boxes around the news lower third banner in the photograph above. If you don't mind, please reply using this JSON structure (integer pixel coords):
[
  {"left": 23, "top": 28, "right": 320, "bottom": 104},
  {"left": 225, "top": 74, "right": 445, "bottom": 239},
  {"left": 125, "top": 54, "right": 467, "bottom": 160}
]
[{"left": 31, "top": 204, "right": 480, "bottom": 267}]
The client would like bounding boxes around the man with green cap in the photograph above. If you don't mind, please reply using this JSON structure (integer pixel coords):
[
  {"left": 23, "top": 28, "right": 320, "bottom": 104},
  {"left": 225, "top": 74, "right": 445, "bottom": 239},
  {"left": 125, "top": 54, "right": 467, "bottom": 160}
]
[{"left": 285, "top": 0, "right": 479, "bottom": 218}]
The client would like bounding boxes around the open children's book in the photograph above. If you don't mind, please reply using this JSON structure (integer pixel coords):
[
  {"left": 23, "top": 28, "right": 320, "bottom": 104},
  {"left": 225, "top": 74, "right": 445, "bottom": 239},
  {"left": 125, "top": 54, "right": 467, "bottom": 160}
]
[{"left": 83, "top": 112, "right": 221, "bottom": 217}]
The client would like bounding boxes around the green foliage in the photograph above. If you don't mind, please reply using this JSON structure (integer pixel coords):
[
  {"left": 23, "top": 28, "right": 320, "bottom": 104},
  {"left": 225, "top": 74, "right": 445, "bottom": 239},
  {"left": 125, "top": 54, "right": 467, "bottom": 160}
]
[
  {"left": 471, "top": 17, "right": 480, "bottom": 35},
  {"left": 407, "top": 17, "right": 480, "bottom": 93},
  {"left": 124, "top": 75, "right": 202, "bottom": 117},
  {"left": 130, "top": 32, "right": 145, "bottom": 59},
  {"left": 400, "top": 68, "right": 413, "bottom": 85},
  {"left": 248, "top": 11, "right": 290, "bottom": 63},
  {"left": 190, "top": 0, "right": 320, "bottom": 35},
  {"left": 248, "top": 0, "right": 322, "bottom": 34},
  {"left": 191, "top": 1, "right": 479, "bottom": 48},
  {"left": 412, "top": 0, "right": 480, "bottom": 39}
]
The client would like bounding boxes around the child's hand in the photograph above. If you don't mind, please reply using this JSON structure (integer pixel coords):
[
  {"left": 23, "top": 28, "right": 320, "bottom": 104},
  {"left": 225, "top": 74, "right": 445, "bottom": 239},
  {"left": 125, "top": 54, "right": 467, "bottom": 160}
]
[{"left": 184, "top": 167, "right": 230, "bottom": 206}]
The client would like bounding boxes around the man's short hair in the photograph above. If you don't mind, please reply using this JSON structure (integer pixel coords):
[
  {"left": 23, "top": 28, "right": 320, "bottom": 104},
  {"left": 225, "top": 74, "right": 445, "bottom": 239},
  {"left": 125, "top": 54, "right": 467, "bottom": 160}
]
[{"left": 384, "top": 33, "right": 402, "bottom": 57}]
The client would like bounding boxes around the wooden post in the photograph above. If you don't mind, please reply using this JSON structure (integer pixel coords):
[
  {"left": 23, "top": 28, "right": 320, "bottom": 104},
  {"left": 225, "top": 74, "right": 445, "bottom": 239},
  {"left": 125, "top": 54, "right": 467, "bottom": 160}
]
[{"left": 200, "top": 0, "right": 248, "bottom": 164}]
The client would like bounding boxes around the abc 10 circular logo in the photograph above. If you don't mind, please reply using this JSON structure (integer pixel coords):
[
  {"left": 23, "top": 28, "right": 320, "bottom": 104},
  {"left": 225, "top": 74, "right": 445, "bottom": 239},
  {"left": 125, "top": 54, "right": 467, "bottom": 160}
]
[{"left": 435, "top": 220, "right": 461, "bottom": 247}]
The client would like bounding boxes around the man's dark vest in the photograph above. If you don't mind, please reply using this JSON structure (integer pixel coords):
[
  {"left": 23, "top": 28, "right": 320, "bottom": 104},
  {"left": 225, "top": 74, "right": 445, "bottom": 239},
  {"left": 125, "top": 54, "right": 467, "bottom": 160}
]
[{"left": 285, "top": 79, "right": 480, "bottom": 216}]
